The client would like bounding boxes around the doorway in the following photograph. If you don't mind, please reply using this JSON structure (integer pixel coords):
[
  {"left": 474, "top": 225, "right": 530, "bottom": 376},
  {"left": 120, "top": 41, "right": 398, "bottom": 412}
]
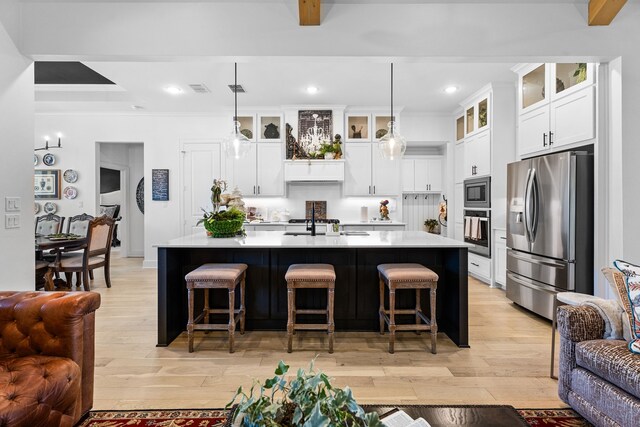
[{"left": 97, "top": 142, "right": 144, "bottom": 258}]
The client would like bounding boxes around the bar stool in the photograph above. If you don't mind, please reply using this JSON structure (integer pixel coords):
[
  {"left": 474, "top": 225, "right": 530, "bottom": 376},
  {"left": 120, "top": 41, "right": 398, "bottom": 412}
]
[
  {"left": 378, "top": 263, "right": 438, "bottom": 354},
  {"left": 285, "top": 264, "right": 336, "bottom": 353},
  {"left": 185, "top": 263, "right": 247, "bottom": 353}
]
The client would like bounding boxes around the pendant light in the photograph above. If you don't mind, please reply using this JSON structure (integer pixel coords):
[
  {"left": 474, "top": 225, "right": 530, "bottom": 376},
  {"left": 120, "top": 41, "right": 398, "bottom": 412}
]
[
  {"left": 223, "top": 62, "right": 251, "bottom": 159},
  {"left": 378, "top": 63, "right": 406, "bottom": 160}
]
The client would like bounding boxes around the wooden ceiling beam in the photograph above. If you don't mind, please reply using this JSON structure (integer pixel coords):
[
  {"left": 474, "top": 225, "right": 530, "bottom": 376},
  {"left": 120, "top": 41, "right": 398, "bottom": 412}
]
[
  {"left": 589, "top": 0, "right": 627, "bottom": 25},
  {"left": 299, "top": 0, "right": 321, "bottom": 26}
]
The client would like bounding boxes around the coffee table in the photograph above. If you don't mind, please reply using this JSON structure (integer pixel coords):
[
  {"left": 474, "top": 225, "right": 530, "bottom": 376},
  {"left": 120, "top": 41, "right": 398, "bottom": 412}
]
[{"left": 365, "top": 405, "right": 529, "bottom": 427}]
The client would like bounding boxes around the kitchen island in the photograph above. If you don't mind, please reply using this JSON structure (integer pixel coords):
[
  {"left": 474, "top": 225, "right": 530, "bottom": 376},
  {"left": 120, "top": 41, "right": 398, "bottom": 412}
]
[{"left": 156, "top": 231, "right": 469, "bottom": 347}]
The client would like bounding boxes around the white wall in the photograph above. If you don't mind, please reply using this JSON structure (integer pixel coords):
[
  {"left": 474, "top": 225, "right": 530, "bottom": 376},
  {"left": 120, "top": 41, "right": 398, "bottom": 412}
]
[
  {"left": 0, "top": 20, "right": 34, "bottom": 290},
  {"left": 99, "top": 142, "right": 145, "bottom": 257}
]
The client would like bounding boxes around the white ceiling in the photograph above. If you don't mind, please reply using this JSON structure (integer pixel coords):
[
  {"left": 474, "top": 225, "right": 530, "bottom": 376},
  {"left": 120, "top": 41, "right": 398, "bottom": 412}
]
[{"left": 36, "top": 60, "right": 516, "bottom": 113}]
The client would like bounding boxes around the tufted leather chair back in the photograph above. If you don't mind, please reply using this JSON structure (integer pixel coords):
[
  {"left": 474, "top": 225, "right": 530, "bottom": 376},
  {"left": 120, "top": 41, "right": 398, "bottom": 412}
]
[
  {"left": 35, "top": 214, "right": 64, "bottom": 235},
  {"left": 66, "top": 213, "right": 94, "bottom": 237},
  {"left": 0, "top": 291, "right": 101, "bottom": 419}
]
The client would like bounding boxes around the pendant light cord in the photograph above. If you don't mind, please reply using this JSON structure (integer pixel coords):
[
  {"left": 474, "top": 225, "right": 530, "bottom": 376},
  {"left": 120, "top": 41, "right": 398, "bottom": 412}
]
[
  {"left": 234, "top": 62, "right": 238, "bottom": 123},
  {"left": 390, "top": 63, "right": 394, "bottom": 136}
]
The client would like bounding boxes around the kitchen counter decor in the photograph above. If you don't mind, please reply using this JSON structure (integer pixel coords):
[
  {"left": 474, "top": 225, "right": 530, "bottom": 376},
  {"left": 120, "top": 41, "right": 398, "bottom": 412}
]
[{"left": 198, "top": 179, "right": 246, "bottom": 237}]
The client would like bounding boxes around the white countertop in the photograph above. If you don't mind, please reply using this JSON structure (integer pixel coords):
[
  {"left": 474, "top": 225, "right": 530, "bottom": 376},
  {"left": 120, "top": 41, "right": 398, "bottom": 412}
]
[
  {"left": 247, "top": 221, "right": 407, "bottom": 226},
  {"left": 157, "top": 230, "right": 470, "bottom": 249}
]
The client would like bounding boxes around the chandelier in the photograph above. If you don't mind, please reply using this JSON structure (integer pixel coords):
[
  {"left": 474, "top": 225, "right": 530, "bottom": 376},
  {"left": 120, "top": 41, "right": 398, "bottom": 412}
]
[{"left": 300, "top": 114, "right": 330, "bottom": 156}]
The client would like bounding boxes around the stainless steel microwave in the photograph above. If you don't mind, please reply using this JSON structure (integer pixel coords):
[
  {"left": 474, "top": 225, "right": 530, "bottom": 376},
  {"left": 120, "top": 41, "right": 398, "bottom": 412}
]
[{"left": 464, "top": 176, "right": 491, "bottom": 209}]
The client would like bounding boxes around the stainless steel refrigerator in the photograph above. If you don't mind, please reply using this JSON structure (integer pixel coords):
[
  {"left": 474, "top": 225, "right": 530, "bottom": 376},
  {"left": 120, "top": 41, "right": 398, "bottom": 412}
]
[{"left": 506, "top": 151, "right": 593, "bottom": 320}]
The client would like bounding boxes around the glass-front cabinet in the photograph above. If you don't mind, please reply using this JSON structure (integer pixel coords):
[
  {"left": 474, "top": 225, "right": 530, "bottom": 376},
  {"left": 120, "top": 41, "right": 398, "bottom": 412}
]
[
  {"left": 461, "top": 92, "right": 490, "bottom": 137},
  {"left": 477, "top": 96, "right": 489, "bottom": 131},
  {"left": 466, "top": 106, "right": 475, "bottom": 135},
  {"left": 521, "top": 63, "right": 547, "bottom": 111},
  {"left": 552, "top": 63, "right": 594, "bottom": 99},
  {"left": 456, "top": 115, "right": 464, "bottom": 142}
]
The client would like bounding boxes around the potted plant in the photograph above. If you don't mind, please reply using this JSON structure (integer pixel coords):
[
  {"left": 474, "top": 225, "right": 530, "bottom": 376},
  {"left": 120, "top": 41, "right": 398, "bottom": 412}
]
[
  {"left": 197, "top": 179, "right": 246, "bottom": 237},
  {"left": 226, "top": 360, "right": 383, "bottom": 427},
  {"left": 318, "top": 142, "right": 337, "bottom": 159},
  {"left": 424, "top": 219, "right": 439, "bottom": 234}
]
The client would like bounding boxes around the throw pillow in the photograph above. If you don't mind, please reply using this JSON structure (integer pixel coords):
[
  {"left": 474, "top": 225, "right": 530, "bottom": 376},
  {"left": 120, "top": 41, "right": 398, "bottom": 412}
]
[
  {"left": 614, "top": 260, "right": 640, "bottom": 354},
  {"left": 602, "top": 267, "right": 634, "bottom": 342}
]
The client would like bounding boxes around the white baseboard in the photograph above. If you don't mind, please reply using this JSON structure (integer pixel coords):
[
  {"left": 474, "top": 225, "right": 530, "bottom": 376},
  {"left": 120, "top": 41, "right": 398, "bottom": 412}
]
[{"left": 142, "top": 259, "right": 157, "bottom": 269}]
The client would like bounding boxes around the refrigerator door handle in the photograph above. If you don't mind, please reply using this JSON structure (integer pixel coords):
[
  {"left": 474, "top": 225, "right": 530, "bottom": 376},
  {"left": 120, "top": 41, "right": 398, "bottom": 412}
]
[
  {"left": 508, "top": 249, "right": 566, "bottom": 268},
  {"left": 529, "top": 168, "right": 540, "bottom": 242},
  {"left": 507, "top": 272, "right": 555, "bottom": 294},
  {"left": 525, "top": 168, "right": 537, "bottom": 243},
  {"left": 523, "top": 168, "right": 533, "bottom": 243}
]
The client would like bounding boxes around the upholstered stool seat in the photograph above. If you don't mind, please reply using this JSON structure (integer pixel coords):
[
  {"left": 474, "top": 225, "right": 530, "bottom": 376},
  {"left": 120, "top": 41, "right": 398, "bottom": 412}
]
[
  {"left": 378, "top": 263, "right": 438, "bottom": 354},
  {"left": 185, "top": 263, "right": 247, "bottom": 353},
  {"left": 285, "top": 264, "right": 336, "bottom": 353}
]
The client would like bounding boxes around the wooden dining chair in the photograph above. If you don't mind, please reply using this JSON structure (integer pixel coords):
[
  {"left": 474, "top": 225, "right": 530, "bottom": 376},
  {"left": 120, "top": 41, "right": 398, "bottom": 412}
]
[
  {"left": 50, "top": 216, "right": 115, "bottom": 291},
  {"left": 66, "top": 213, "right": 94, "bottom": 236},
  {"left": 35, "top": 213, "right": 64, "bottom": 235}
]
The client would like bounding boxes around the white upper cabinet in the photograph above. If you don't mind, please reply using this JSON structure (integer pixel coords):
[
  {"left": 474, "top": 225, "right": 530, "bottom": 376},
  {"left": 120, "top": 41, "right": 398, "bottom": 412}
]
[
  {"left": 515, "top": 63, "right": 596, "bottom": 158},
  {"left": 402, "top": 157, "right": 443, "bottom": 193},
  {"left": 454, "top": 142, "right": 465, "bottom": 184},
  {"left": 344, "top": 143, "right": 373, "bottom": 196},
  {"left": 464, "top": 130, "right": 491, "bottom": 179},
  {"left": 372, "top": 146, "right": 401, "bottom": 195},
  {"left": 455, "top": 114, "right": 465, "bottom": 143},
  {"left": 227, "top": 143, "right": 284, "bottom": 196},
  {"left": 256, "top": 144, "right": 284, "bottom": 196},
  {"left": 464, "top": 93, "right": 491, "bottom": 137}
]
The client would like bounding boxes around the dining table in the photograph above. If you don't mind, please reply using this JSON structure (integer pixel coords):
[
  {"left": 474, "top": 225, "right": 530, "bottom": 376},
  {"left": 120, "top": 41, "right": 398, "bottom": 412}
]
[{"left": 35, "top": 234, "right": 87, "bottom": 290}]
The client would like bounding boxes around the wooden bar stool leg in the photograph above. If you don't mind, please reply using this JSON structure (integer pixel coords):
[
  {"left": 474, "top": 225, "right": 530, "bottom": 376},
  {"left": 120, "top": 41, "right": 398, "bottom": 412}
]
[
  {"left": 240, "top": 275, "right": 246, "bottom": 335},
  {"left": 430, "top": 287, "right": 437, "bottom": 354},
  {"left": 204, "top": 288, "right": 210, "bottom": 325},
  {"left": 379, "top": 276, "right": 385, "bottom": 335},
  {"left": 415, "top": 289, "right": 422, "bottom": 335},
  {"left": 328, "top": 287, "right": 335, "bottom": 354},
  {"left": 187, "top": 287, "right": 194, "bottom": 353},
  {"left": 287, "top": 286, "right": 295, "bottom": 353},
  {"left": 228, "top": 288, "right": 236, "bottom": 353},
  {"left": 388, "top": 288, "right": 396, "bottom": 354}
]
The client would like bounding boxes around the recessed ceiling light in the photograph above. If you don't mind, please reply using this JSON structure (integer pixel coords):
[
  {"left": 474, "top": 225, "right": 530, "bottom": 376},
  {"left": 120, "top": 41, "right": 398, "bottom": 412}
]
[
  {"left": 306, "top": 86, "right": 319, "bottom": 95},
  {"left": 131, "top": 105, "right": 144, "bottom": 110},
  {"left": 444, "top": 86, "right": 459, "bottom": 94},
  {"left": 164, "top": 86, "right": 183, "bottom": 95}
]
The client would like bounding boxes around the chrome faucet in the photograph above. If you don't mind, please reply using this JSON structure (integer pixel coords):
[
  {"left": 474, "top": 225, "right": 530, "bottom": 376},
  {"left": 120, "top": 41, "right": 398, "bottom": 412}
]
[{"left": 306, "top": 202, "right": 316, "bottom": 236}]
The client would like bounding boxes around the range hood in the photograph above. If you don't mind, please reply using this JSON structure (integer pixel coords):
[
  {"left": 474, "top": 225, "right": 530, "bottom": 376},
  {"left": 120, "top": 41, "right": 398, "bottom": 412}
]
[{"left": 284, "top": 160, "right": 345, "bottom": 182}]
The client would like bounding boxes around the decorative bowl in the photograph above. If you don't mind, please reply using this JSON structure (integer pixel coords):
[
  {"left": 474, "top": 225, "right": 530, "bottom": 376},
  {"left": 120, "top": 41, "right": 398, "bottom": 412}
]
[{"left": 204, "top": 219, "right": 244, "bottom": 238}]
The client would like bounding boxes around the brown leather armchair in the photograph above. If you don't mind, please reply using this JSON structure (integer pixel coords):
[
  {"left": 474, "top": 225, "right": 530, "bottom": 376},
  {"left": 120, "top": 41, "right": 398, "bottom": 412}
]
[{"left": 0, "top": 291, "right": 101, "bottom": 427}]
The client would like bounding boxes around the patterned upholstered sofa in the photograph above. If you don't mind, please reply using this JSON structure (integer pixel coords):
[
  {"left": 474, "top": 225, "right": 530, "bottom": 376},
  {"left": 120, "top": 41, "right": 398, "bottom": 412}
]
[
  {"left": 558, "top": 305, "right": 640, "bottom": 427},
  {"left": 0, "top": 291, "right": 101, "bottom": 427}
]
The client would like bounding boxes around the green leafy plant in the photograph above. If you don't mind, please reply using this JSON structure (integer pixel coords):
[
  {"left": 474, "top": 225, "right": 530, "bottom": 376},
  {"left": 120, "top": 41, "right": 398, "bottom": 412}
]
[
  {"left": 226, "top": 360, "right": 383, "bottom": 427},
  {"left": 197, "top": 206, "right": 246, "bottom": 237},
  {"left": 424, "top": 219, "right": 439, "bottom": 233}
]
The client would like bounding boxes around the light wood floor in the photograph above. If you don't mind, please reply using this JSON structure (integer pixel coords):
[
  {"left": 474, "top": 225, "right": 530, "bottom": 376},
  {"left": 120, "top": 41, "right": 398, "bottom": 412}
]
[{"left": 87, "top": 253, "right": 566, "bottom": 410}]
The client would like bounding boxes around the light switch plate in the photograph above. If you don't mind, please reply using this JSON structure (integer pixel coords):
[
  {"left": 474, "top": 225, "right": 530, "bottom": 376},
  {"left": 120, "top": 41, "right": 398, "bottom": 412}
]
[
  {"left": 4, "top": 214, "right": 20, "bottom": 229},
  {"left": 4, "top": 197, "right": 20, "bottom": 212}
]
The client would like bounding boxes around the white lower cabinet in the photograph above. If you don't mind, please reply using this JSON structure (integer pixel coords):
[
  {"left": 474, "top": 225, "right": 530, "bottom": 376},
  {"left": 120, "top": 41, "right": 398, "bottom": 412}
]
[
  {"left": 464, "top": 130, "right": 491, "bottom": 178},
  {"left": 494, "top": 229, "right": 507, "bottom": 287},
  {"left": 468, "top": 253, "right": 491, "bottom": 283},
  {"left": 455, "top": 222, "right": 464, "bottom": 242}
]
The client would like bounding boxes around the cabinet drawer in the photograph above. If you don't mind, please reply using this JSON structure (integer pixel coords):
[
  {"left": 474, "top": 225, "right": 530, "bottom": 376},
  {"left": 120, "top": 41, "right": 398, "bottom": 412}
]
[{"left": 469, "top": 253, "right": 491, "bottom": 280}]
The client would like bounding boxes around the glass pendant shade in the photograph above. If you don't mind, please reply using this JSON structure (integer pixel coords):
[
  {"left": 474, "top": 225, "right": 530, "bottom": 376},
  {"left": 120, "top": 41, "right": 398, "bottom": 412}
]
[
  {"left": 223, "top": 120, "right": 251, "bottom": 160},
  {"left": 378, "top": 121, "right": 406, "bottom": 160}
]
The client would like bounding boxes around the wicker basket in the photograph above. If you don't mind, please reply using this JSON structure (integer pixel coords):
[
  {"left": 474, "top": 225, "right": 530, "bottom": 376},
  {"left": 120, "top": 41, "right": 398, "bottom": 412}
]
[{"left": 204, "top": 219, "right": 244, "bottom": 238}]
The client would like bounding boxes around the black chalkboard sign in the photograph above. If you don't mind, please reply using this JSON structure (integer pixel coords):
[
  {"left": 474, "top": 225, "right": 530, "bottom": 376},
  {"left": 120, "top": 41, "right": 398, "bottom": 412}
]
[{"left": 151, "top": 169, "right": 169, "bottom": 201}]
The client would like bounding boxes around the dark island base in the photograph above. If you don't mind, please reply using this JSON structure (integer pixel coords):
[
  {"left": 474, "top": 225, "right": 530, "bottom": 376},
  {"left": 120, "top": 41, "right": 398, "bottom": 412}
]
[{"left": 158, "top": 247, "right": 468, "bottom": 347}]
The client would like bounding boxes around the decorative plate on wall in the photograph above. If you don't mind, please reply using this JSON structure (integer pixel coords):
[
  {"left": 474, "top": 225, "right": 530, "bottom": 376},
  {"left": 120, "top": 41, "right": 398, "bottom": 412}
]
[
  {"left": 43, "top": 202, "right": 57, "bottom": 214},
  {"left": 136, "top": 178, "right": 144, "bottom": 214},
  {"left": 34, "top": 202, "right": 41, "bottom": 214},
  {"left": 34, "top": 154, "right": 39, "bottom": 166},
  {"left": 63, "top": 169, "right": 78, "bottom": 183},
  {"left": 43, "top": 153, "right": 56, "bottom": 166},
  {"left": 63, "top": 186, "right": 78, "bottom": 199}
]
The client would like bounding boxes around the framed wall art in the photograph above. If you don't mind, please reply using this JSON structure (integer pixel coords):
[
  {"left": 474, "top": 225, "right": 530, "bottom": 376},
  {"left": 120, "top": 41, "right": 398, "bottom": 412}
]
[
  {"left": 152, "top": 169, "right": 169, "bottom": 201},
  {"left": 34, "top": 169, "right": 61, "bottom": 200},
  {"left": 346, "top": 114, "right": 371, "bottom": 142},
  {"left": 298, "top": 110, "right": 333, "bottom": 143}
]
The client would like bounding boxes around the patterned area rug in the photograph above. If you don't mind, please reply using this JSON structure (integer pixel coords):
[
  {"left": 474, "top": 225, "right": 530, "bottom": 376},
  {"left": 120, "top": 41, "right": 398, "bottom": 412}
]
[
  {"left": 518, "top": 409, "right": 593, "bottom": 426},
  {"left": 77, "top": 408, "right": 591, "bottom": 427}
]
